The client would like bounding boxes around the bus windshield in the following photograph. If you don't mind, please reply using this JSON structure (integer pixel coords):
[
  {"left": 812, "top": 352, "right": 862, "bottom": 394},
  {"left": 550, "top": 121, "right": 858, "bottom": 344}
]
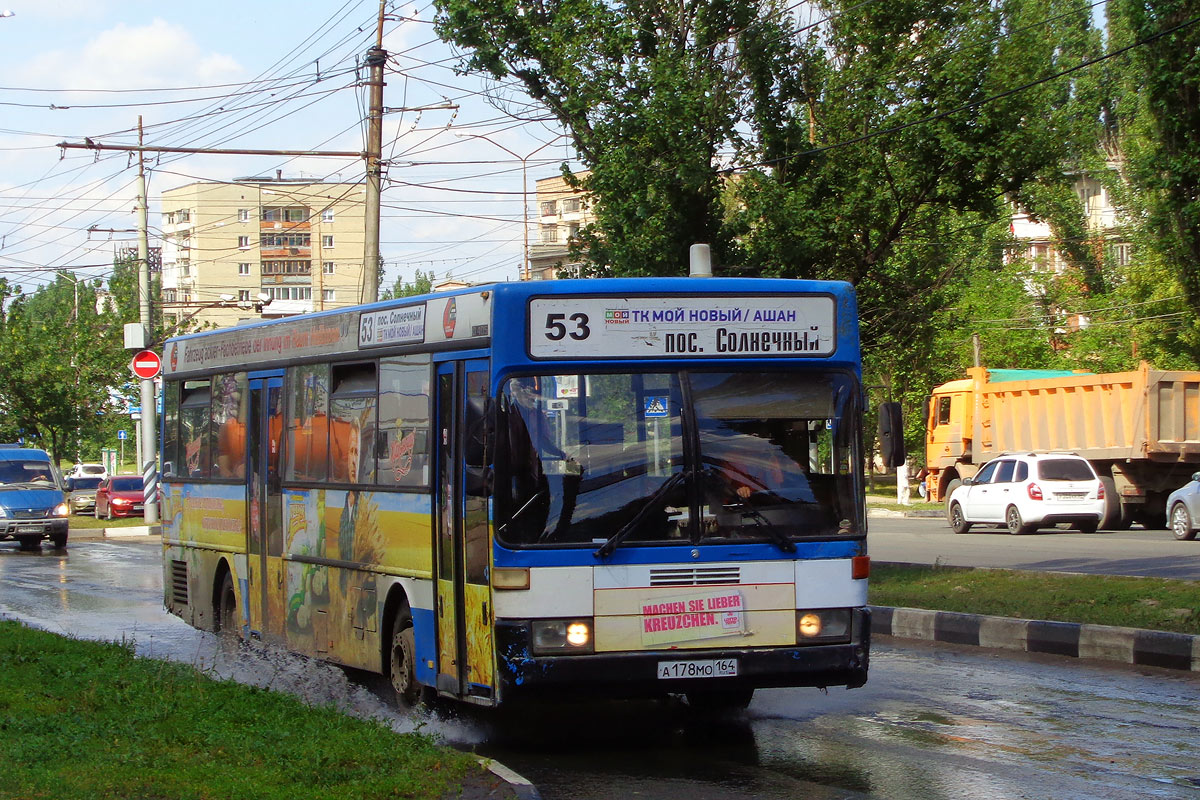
[{"left": 496, "top": 370, "right": 861, "bottom": 549}]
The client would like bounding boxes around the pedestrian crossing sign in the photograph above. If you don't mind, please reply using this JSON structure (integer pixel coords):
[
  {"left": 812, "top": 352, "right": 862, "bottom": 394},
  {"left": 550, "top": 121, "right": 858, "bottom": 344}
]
[{"left": 644, "top": 396, "right": 669, "bottom": 418}]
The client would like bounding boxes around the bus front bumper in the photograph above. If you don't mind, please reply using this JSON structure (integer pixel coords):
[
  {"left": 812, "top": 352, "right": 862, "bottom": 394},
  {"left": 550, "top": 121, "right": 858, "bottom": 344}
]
[{"left": 494, "top": 607, "right": 870, "bottom": 702}]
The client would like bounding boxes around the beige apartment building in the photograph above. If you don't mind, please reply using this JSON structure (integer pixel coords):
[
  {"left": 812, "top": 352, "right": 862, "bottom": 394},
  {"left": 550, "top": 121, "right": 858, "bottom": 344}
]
[
  {"left": 527, "top": 171, "right": 593, "bottom": 281},
  {"left": 160, "top": 176, "right": 367, "bottom": 329}
]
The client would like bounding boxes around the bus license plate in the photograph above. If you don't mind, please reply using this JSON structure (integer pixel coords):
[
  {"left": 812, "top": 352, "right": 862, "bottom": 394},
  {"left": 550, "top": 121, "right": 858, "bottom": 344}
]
[{"left": 657, "top": 659, "right": 738, "bottom": 680}]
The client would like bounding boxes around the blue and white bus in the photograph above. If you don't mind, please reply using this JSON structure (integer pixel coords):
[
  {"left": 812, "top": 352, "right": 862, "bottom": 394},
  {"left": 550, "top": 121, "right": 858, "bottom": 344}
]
[{"left": 161, "top": 277, "right": 874, "bottom": 709}]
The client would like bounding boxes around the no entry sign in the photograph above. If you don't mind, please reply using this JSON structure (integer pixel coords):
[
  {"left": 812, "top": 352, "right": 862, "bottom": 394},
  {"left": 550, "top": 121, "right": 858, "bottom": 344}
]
[{"left": 130, "top": 349, "right": 162, "bottom": 379}]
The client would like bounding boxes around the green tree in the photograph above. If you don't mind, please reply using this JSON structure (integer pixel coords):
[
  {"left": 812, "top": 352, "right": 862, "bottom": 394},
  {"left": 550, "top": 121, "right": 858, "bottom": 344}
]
[
  {"left": 434, "top": 0, "right": 781, "bottom": 275},
  {"left": 0, "top": 274, "right": 128, "bottom": 462},
  {"left": 383, "top": 269, "right": 435, "bottom": 300},
  {"left": 1100, "top": 1, "right": 1200, "bottom": 366}
]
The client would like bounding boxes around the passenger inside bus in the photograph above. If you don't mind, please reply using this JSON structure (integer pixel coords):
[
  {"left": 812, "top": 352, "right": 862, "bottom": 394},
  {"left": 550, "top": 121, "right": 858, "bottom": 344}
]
[{"left": 703, "top": 420, "right": 815, "bottom": 507}]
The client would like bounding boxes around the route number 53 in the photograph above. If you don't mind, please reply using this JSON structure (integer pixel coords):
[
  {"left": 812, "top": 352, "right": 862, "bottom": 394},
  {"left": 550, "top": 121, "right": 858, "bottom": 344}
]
[{"left": 545, "top": 313, "right": 590, "bottom": 341}]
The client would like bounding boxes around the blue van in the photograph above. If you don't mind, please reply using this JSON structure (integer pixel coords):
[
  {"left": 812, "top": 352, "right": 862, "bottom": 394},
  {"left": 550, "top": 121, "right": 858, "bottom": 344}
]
[{"left": 0, "top": 446, "right": 69, "bottom": 549}]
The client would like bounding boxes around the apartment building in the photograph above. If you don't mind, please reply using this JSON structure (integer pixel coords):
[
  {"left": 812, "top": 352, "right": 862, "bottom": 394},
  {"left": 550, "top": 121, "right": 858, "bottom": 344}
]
[
  {"left": 1008, "top": 170, "right": 1131, "bottom": 273},
  {"left": 160, "top": 176, "right": 367, "bottom": 329},
  {"left": 527, "top": 171, "right": 593, "bottom": 281}
]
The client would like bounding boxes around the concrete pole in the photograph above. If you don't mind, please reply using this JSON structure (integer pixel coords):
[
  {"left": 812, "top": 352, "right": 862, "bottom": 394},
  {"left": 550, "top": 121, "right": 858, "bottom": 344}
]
[
  {"left": 136, "top": 118, "right": 159, "bottom": 524},
  {"left": 361, "top": 0, "right": 387, "bottom": 304}
]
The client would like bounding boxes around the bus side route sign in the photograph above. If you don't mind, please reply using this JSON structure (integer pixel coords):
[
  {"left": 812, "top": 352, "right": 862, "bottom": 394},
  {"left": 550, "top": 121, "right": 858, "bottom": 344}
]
[{"left": 527, "top": 295, "right": 836, "bottom": 359}]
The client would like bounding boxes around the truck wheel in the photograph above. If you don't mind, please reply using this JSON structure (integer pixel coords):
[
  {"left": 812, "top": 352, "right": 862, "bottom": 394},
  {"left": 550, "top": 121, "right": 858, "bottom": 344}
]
[
  {"left": 1138, "top": 507, "right": 1167, "bottom": 530},
  {"left": 50, "top": 532, "right": 67, "bottom": 548},
  {"left": 943, "top": 479, "right": 962, "bottom": 512},
  {"left": 948, "top": 502, "right": 971, "bottom": 534},
  {"left": 1006, "top": 505, "right": 1033, "bottom": 535},
  {"left": 388, "top": 609, "right": 421, "bottom": 707},
  {"left": 1170, "top": 503, "right": 1197, "bottom": 541},
  {"left": 1099, "top": 477, "right": 1130, "bottom": 530}
]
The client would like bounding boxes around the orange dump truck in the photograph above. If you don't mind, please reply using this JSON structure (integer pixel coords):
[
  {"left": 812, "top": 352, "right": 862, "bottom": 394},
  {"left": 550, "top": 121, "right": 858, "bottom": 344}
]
[{"left": 925, "top": 363, "right": 1200, "bottom": 529}]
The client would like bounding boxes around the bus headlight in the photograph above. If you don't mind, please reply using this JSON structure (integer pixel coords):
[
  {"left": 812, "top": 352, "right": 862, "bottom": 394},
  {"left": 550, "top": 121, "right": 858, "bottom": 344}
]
[
  {"left": 52, "top": 503, "right": 69, "bottom": 517},
  {"left": 796, "top": 609, "right": 851, "bottom": 643},
  {"left": 531, "top": 619, "right": 594, "bottom": 655}
]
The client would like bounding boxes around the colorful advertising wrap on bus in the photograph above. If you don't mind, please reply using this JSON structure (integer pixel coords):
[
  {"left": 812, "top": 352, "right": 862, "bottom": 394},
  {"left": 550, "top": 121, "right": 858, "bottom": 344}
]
[{"left": 527, "top": 295, "right": 837, "bottom": 359}]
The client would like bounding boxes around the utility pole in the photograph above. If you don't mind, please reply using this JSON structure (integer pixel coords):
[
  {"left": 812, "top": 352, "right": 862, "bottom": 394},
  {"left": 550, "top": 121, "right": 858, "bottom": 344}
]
[
  {"left": 136, "top": 117, "right": 159, "bottom": 525},
  {"left": 362, "top": 0, "right": 388, "bottom": 305}
]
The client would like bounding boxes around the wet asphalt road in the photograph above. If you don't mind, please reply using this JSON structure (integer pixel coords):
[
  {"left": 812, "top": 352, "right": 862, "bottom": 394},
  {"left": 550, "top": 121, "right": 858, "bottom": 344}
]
[
  {"left": 2, "top": 539, "right": 1199, "bottom": 800},
  {"left": 868, "top": 513, "right": 1200, "bottom": 580}
]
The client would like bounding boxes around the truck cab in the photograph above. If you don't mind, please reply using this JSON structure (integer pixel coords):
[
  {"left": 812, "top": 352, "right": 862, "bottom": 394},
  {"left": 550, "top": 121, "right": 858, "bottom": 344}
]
[{"left": 925, "top": 375, "right": 979, "bottom": 502}]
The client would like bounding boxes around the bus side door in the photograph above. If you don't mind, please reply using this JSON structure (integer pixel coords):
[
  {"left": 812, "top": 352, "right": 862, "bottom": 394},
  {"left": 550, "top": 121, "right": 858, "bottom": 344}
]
[
  {"left": 248, "top": 375, "right": 286, "bottom": 643},
  {"left": 435, "top": 359, "right": 495, "bottom": 701}
]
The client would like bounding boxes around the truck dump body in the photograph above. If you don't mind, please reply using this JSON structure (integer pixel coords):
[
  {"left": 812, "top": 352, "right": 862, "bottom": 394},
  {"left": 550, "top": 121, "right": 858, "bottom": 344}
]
[{"left": 975, "top": 365, "right": 1200, "bottom": 462}]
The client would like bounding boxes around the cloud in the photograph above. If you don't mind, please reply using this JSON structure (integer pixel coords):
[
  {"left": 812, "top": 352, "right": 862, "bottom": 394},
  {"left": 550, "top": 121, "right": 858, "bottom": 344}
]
[{"left": 22, "top": 18, "right": 243, "bottom": 90}]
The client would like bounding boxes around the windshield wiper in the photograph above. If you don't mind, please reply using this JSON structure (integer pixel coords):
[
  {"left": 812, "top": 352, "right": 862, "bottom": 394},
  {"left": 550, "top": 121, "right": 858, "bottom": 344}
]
[
  {"left": 728, "top": 502, "right": 797, "bottom": 553},
  {"left": 594, "top": 469, "right": 690, "bottom": 559}
]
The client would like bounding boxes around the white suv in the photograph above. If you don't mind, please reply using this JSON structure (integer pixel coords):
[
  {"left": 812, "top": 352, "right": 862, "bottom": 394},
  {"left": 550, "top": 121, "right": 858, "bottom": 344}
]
[
  {"left": 947, "top": 453, "right": 1105, "bottom": 535},
  {"left": 66, "top": 463, "right": 107, "bottom": 480}
]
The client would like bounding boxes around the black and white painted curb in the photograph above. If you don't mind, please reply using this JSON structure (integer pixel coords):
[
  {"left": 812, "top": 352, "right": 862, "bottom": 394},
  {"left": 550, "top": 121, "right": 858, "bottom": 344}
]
[{"left": 872, "top": 606, "right": 1200, "bottom": 672}]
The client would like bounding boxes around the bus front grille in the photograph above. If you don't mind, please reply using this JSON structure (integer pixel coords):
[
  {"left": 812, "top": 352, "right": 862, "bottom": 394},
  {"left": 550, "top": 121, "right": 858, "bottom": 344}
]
[
  {"left": 649, "top": 566, "right": 740, "bottom": 586},
  {"left": 171, "top": 560, "right": 189, "bottom": 606}
]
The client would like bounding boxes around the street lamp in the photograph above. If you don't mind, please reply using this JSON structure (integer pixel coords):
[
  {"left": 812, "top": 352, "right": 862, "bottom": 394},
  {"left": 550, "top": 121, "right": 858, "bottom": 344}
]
[{"left": 454, "top": 133, "right": 569, "bottom": 281}]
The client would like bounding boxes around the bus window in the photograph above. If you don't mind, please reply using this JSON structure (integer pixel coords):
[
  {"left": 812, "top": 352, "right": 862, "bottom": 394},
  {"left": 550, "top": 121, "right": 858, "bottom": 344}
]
[
  {"left": 286, "top": 364, "right": 330, "bottom": 482},
  {"left": 691, "top": 372, "right": 856, "bottom": 539},
  {"left": 497, "top": 373, "right": 685, "bottom": 547},
  {"left": 329, "top": 362, "right": 377, "bottom": 484},
  {"left": 212, "top": 373, "right": 248, "bottom": 479},
  {"left": 162, "top": 381, "right": 180, "bottom": 478},
  {"left": 179, "top": 380, "right": 211, "bottom": 479},
  {"left": 377, "top": 356, "right": 431, "bottom": 488}
]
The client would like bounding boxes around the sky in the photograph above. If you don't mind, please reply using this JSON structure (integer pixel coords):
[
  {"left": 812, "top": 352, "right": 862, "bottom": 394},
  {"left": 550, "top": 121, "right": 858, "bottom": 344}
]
[{"left": 0, "top": 0, "right": 581, "bottom": 303}]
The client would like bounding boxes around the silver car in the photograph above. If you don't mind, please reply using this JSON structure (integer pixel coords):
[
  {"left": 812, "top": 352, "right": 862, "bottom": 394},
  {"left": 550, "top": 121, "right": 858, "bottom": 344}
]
[
  {"left": 66, "top": 476, "right": 104, "bottom": 515},
  {"left": 1166, "top": 472, "right": 1200, "bottom": 541}
]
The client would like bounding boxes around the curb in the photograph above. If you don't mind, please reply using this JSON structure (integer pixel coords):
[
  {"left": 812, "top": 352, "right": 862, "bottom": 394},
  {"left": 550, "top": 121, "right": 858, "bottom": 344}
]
[
  {"left": 479, "top": 758, "right": 541, "bottom": 800},
  {"left": 66, "top": 526, "right": 162, "bottom": 542},
  {"left": 871, "top": 605, "right": 1200, "bottom": 672}
]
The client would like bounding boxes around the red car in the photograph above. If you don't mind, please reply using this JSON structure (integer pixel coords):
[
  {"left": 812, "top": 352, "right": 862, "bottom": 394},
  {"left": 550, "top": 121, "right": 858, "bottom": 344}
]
[{"left": 94, "top": 475, "right": 145, "bottom": 519}]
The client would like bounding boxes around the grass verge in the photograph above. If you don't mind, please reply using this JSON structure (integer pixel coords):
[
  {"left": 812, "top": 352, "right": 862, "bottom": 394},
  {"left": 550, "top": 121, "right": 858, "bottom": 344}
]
[
  {"left": 870, "top": 563, "right": 1200, "bottom": 635},
  {"left": 0, "top": 620, "right": 484, "bottom": 800},
  {"left": 69, "top": 514, "right": 149, "bottom": 530}
]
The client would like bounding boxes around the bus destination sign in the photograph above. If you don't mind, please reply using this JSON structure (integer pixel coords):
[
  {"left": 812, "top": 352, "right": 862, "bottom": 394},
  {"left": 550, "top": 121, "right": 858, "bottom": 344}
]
[{"left": 527, "top": 295, "right": 836, "bottom": 359}]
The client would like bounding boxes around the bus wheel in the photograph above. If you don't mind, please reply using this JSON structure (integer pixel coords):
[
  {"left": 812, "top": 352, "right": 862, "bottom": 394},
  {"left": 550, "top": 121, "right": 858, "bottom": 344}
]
[
  {"left": 685, "top": 688, "right": 754, "bottom": 712},
  {"left": 50, "top": 532, "right": 67, "bottom": 549},
  {"left": 215, "top": 571, "right": 237, "bottom": 637},
  {"left": 389, "top": 610, "right": 420, "bottom": 707}
]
